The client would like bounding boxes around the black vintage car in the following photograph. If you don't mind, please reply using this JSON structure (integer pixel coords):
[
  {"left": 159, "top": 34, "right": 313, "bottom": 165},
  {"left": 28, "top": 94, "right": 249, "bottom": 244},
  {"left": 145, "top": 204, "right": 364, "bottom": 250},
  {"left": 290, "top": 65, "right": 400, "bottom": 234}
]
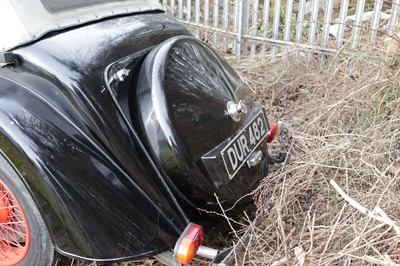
[{"left": 0, "top": 0, "right": 280, "bottom": 265}]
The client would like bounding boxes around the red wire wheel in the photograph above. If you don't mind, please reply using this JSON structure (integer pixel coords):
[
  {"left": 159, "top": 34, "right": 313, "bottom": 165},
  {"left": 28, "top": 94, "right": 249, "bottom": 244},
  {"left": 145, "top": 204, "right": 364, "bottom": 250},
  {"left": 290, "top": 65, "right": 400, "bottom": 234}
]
[{"left": 0, "top": 179, "right": 30, "bottom": 265}]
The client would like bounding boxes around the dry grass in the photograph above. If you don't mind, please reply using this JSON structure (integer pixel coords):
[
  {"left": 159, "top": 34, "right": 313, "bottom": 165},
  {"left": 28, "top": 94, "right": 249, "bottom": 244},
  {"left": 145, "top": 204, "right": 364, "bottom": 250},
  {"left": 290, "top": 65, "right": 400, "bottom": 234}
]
[{"left": 226, "top": 41, "right": 400, "bottom": 265}]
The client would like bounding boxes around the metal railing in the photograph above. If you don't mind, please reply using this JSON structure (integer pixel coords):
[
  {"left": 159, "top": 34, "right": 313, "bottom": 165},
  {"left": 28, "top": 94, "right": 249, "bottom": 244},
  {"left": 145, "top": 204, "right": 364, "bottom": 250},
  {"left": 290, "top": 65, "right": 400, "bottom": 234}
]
[{"left": 162, "top": 0, "right": 400, "bottom": 60}]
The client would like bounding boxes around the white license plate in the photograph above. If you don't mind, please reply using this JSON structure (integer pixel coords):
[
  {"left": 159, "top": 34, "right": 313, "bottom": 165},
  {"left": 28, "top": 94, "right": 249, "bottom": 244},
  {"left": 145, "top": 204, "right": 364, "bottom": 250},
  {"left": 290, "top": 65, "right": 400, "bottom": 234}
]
[{"left": 221, "top": 111, "right": 268, "bottom": 179}]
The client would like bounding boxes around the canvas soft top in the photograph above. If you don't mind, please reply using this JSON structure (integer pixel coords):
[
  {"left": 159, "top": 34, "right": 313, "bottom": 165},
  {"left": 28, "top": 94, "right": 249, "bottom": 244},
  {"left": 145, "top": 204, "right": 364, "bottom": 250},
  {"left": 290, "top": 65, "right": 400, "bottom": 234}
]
[{"left": 0, "top": 0, "right": 163, "bottom": 51}]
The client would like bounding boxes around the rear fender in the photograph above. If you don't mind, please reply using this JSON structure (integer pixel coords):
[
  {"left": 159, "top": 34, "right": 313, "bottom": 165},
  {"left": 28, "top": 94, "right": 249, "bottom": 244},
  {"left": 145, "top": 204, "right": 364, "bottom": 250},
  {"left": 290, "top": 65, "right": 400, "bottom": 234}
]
[
  {"left": 0, "top": 67, "right": 187, "bottom": 262},
  {"left": 0, "top": 138, "right": 74, "bottom": 255}
]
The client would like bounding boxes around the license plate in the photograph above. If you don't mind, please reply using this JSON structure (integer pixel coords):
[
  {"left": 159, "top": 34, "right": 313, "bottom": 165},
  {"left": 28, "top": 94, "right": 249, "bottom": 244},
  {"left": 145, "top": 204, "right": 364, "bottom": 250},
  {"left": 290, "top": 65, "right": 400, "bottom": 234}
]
[{"left": 221, "top": 111, "right": 268, "bottom": 179}]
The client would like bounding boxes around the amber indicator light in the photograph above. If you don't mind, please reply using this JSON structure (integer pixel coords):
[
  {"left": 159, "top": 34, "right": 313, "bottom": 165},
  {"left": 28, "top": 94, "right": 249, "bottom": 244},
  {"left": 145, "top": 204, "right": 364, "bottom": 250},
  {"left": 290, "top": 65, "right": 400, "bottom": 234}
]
[{"left": 174, "top": 223, "right": 204, "bottom": 264}]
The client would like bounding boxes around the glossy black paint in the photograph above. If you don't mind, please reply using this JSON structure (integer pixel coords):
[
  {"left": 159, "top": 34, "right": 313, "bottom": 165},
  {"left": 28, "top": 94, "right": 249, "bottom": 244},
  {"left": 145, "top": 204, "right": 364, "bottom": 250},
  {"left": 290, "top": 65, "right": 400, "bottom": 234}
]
[
  {"left": 135, "top": 36, "right": 269, "bottom": 212},
  {"left": 0, "top": 12, "right": 194, "bottom": 261}
]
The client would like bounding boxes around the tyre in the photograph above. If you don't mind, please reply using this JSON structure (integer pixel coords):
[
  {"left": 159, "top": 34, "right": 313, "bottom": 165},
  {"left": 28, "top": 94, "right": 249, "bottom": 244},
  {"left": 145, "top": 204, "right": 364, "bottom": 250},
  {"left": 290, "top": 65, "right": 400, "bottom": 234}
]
[{"left": 0, "top": 156, "right": 55, "bottom": 266}]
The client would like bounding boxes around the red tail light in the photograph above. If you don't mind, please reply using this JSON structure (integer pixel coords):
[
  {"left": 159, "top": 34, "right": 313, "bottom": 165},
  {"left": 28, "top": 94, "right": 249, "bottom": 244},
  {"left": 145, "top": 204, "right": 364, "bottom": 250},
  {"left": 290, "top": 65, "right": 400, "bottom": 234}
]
[
  {"left": 266, "top": 121, "right": 280, "bottom": 143},
  {"left": 174, "top": 223, "right": 204, "bottom": 264}
]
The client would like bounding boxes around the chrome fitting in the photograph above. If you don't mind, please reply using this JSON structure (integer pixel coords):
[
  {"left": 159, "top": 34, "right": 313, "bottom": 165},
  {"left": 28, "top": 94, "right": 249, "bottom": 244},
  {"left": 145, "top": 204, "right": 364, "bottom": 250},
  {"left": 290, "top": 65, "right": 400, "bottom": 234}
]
[{"left": 227, "top": 100, "right": 247, "bottom": 122}]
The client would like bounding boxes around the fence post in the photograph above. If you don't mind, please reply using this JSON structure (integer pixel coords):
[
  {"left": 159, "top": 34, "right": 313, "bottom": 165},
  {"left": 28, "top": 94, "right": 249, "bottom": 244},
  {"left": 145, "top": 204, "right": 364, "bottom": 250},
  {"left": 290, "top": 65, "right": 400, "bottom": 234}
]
[
  {"left": 213, "top": 0, "right": 220, "bottom": 45},
  {"left": 250, "top": 0, "right": 259, "bottom": 56},
  {"left": 233, "top": 0, "right": 239, "bottom": 55},
  {"left": 178, "top": 0, "right": 183, "bottom": 19},
  {"left": 351, "top": 0, "right": 366, "bottom": 49},
  {"left": 388, "top": 0, "right": 400, "bottom": 36},
  {"left": 295, "top": 0, "right": 306, "bottom": 42},
  {"left": 235, "top": 0, "right": 249, "bottom": 59},
  {"left": 283, "top": 0, "right": 294, "bottom": 42},
  {"left": 195, "top": 0, "right": 200, "bottom": 38},
  {"left": 186, "top": 0, "right": 191, "bottom": 22},
  {"left": 261, "top": 0, "right": 271, "bottom": 61},
  {"left": 272, "top": 0, "right": 282, "bottom": 58},
  {"left": 336, "top": 0, "right": 349, "bottom": 47},
  {"left": 223, "top": 0, "right": 229, "bottom": 53},
  {"left": 240, "top": 0, "right": 250, "bottom": 56},
  {"left": 170, "top": 0, "right": 175, "bottom": 17}
]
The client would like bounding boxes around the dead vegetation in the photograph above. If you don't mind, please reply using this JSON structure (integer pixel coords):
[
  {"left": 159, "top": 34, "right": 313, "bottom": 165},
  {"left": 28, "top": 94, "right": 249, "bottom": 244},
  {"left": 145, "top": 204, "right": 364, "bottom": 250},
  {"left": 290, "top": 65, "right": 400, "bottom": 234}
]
[{"left": 226, "top": 39, "right": 400, "bottom": 265}]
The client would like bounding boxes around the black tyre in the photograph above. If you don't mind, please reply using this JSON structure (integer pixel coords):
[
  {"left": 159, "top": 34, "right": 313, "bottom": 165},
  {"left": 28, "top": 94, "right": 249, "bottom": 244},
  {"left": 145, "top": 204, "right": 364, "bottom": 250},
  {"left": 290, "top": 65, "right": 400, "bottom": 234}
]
[{"left": 0, "top": 156, "right": 54, "bottom": 266}]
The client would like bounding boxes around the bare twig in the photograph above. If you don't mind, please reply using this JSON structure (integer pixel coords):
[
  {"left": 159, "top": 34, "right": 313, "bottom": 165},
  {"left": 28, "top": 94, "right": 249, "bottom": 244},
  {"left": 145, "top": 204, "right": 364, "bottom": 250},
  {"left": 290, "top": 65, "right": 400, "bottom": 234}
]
[{"left": 330, "top": 180, "right": 400, "bottom": 236}]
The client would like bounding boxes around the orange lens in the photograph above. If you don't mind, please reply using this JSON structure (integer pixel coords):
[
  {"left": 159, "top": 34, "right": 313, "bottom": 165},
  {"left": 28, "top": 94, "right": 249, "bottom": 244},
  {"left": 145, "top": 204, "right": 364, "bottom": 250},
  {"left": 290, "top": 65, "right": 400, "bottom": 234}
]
[
  {"left": 174, "top": 223, "right": 204, "bottom": 264},
  {"left": 176, "top": 238, "right": 196, "bottom": 264}
]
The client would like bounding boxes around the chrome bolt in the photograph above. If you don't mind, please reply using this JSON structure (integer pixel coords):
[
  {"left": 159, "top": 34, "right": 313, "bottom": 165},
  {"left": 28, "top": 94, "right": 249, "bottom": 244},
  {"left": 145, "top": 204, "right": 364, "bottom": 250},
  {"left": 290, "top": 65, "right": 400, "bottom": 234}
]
[{"left": 227, "top": 100, "right": 247, "bottom": 122}]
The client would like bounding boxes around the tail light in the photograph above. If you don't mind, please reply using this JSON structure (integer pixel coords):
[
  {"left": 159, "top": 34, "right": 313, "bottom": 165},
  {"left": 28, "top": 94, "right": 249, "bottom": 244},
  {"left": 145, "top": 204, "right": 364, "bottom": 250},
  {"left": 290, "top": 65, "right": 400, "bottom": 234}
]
[
  {"left": 266, "top": 121, "right": 283, "bottom": 143},
  {"left": 174, "top": 223, "right": 204, "bottom": 264}
]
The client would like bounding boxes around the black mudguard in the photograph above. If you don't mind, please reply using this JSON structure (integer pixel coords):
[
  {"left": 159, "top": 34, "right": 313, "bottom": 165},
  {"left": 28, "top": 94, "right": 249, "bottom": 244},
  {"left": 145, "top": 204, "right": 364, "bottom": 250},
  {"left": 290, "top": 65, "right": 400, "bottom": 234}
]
[{"left": 0, "top": 12, "right": 192, "bottom": 262}]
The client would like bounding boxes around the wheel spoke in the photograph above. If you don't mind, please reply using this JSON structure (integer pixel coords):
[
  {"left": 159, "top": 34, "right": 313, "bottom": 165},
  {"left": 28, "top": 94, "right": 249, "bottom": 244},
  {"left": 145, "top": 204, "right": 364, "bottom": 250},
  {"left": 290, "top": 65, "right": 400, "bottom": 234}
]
[
  {"left": 0, "top": 224, "right": 27, "bottom": 239},
  {"left": 0, "top": 229, "right": 23, "bottom": 259},
  {"left": 0, "top": 227, "right": 24, "bottom": 248},
  {"left": 0, "top": 178, "right": 30, "bottom": 263}
]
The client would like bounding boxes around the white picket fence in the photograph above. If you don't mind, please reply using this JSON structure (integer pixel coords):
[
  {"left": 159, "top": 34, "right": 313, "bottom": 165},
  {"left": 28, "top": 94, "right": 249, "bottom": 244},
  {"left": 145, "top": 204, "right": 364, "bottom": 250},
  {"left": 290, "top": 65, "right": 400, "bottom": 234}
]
[{"left": 162, "top": 0, "right": 400, "bottom": 60}]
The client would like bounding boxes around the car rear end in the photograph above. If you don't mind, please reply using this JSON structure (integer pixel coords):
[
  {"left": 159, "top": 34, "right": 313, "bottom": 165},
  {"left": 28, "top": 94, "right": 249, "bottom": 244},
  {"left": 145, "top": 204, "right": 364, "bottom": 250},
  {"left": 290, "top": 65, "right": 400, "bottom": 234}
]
[{"left": 0, "top": 0, "right": 276, "bottom": 264}]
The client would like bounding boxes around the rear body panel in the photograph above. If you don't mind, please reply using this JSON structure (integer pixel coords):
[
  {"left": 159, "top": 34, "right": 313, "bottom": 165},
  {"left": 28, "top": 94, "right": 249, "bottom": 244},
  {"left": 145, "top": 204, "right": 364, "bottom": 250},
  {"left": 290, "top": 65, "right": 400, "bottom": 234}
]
[
  {"left": 0, "top": 12, "right": 191, "bottom": 261},
  {"left": 0, "top": 7, "right": 270, "bottom": 263}
]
